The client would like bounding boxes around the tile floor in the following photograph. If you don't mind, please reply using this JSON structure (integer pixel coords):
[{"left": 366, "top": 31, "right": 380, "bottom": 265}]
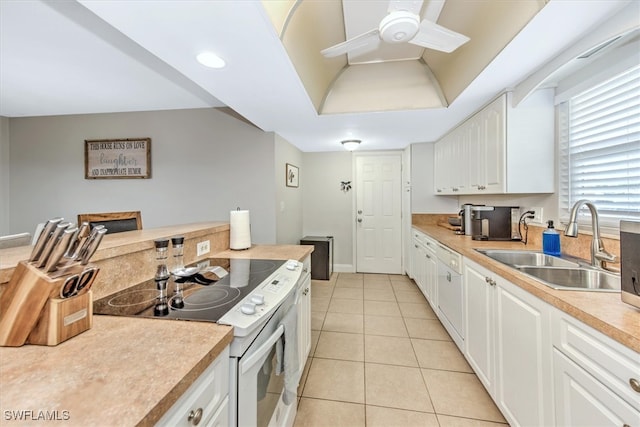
[{"left": 294, "top": 273, "right": 509, "bottom": 427}]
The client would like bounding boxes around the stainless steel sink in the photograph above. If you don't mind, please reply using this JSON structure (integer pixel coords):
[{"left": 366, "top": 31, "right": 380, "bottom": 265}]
[
  {"left": 476, "top": 249, "right": 580, "bottom": 268},
  {"left": 475, "top": 249, "right": 620, "bottom": 292},
  {"left": 516, "top": 266, "right": 620, "bottom": 292}
]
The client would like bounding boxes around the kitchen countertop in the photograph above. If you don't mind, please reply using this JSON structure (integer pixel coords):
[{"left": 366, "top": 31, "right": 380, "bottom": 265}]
[
  {"left": 0, "top": 316, "right": 233, "bottom": 426},
  {"left": 0, "top": 243, "right": 312, "bottom": 426},
  {"left": 413, "top": 224, "right": 640, "bottom": 353}
]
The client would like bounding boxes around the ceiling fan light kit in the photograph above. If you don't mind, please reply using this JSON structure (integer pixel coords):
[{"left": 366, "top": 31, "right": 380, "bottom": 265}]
[
  {"left": 341, "top": 139, "right": 361, "bottom": 151},
  {"left": 379, "top": 11, "right": 420, "bottom": 43}
]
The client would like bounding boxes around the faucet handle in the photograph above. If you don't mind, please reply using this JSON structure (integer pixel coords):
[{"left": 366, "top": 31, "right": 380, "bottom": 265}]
[{"left": 595, "top": 250, "right": 618, "bottom": 263}]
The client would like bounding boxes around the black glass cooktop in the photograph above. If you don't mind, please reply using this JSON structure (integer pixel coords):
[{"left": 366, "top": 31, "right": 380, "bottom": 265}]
[{"left": 93, "top": 258, "right": 284, "bottom": 322}]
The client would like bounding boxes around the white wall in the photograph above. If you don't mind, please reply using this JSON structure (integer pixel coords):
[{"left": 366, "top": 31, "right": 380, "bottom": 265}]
[
  {"left": 274, "top": 134, "right": 303, "bottom": 244},
  {"left": 8, "top": 108, "right": 278, "bottom": 243},
  {"left": 0, "top": 117, "right": 9, "bottom": 235},
  {"left": 302, "top": 151, "right": 353, "bottom": 271},
  {"left": 411, "top": 142, "right": 458, "bottom": 214}
]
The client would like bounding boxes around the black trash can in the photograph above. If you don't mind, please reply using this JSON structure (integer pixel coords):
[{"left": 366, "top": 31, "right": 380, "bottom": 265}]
[{"left": 300, "top": 236, "right": 334, "bottom": 280}]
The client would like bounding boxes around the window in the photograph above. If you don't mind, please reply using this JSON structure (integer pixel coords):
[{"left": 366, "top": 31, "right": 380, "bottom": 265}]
[{"left": 558, "top": 65, "right": 640, "bottom": 234}]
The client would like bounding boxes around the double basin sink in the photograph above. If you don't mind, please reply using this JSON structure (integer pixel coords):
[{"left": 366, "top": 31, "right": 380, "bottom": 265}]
[{"left": 476, "top": 249, "right": 620, "bottom": 292}]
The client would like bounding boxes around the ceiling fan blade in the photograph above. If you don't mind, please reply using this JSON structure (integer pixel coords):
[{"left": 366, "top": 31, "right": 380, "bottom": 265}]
[
  {"left": 321, "top": 28, "right": 381, "bottom": 58},
  {"left": 409, "top": 19, "right": 470, "bottom": 53},
  {"left": 387, "top": 0, "right": 424, "bottom": 15}
]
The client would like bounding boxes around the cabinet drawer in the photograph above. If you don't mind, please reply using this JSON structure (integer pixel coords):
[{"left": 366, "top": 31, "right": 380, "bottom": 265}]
[
  {"left": 552, "top": 310, "right": 640, "bottom": 411},
  {"left": 157, "top": 347, "right": 230, "bottom": 426},
  {"left": 553, "top": 349, "right": 639, "bottom": 426}
]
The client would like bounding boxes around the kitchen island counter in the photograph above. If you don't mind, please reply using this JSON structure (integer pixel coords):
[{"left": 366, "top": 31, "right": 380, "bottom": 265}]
[
  {"left": 413, "top": 223, "right": 640, "bottom": 353},
  {"left": 0, "top": 315, "right": 233, "bottom": 426}
]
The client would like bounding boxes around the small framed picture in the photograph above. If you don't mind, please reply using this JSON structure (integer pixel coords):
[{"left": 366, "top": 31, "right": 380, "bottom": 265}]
[{"left": 286, "top": 163, "right": 299, "bottom": 188}]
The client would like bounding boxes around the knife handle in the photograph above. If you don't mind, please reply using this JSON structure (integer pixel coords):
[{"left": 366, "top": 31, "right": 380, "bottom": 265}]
[
  {"left": 29, "top": 217, "right": 63, "bottom": 262},
  {"left": 44, "top": 227, "right": 77, "bottom": 273},
  {"left": 36, "top": 222, "right": 70, "bottom": 268},
  {"left": 81, "top": 228, "right": 107, "bottom": 265}
]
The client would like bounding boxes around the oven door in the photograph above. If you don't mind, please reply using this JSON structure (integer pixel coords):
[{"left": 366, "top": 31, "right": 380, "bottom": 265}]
[{"left": 238, "top": 323, "right": 287, "bottom": 427}]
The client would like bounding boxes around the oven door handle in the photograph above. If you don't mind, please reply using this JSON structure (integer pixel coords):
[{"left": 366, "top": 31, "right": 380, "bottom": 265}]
[{"left": 240, "top": 324, "right": 285, "bottom": 375}]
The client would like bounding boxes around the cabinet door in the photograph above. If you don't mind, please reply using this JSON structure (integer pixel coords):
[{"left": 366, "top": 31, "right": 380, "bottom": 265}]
[
  {"left": 434, "top": 140, "right": 450, "bottom": 194},
  {"left": 463, "top": 261, "right": 495, "bottom": 394},
  {"left": 494, "top": 279, "right": 553, "bottom": 427},
  {"left": 466, "top": 114, "right": 484, "bottom": 192},
  {"left": 297, "top": 271, "right": 311, "bottom": 372},
  {"left": 424, "top": 250, "right": 437, "bottom": 309},
  {"left": 553, "top": 349, "right": 640, "bottom": 427},
  {"left": 482, "top": 96, "right": 506, "bottom": 193}
]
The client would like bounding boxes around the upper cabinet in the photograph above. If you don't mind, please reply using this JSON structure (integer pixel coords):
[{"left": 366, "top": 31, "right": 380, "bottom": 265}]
[{"left": 435, "top": 89, "right": 554, "bottom": 195}]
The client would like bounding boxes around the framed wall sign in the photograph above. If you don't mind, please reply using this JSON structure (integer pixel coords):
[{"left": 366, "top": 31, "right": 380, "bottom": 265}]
[
  {"left": 85, "top": 138, "right": 151, "bottom": 179},
  {"left": 286, "top": 163, "right": 299, "bottom": 188}
]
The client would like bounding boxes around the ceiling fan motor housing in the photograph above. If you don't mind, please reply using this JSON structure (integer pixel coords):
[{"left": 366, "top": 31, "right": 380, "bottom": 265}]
[{"left": 379, "top": 10, "right": 420, "bottom": 43}]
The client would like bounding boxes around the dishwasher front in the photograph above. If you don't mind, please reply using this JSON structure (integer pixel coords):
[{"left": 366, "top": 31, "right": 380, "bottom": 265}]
[{"left": 436, "top": 244, "right": 464, "bottom": 351}]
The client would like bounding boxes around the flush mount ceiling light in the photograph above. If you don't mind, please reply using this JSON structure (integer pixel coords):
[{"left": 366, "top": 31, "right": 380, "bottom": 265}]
[
  {"left": 196, "top": 51, "right": 226, "bottom": 69},
  {"left": 341, "top": 139, "right": 361, "bottom": 151}
]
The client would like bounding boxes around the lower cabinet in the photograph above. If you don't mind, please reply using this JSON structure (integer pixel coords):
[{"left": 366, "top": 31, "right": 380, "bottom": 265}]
[
  {"left": 411, "top": 228, "right": 438, "bottom": 309},
  {"left": 463, "top": 258, "right": 554, "bottom": 427},
  {"left": 552, "top": 309, "right": 640, "bottom": 426},
  {"left": 157, "top": 346, "right": 230, "bottom": 427},
  {"left": 297, "top": 255, "right": 312, "bottom": 375}
]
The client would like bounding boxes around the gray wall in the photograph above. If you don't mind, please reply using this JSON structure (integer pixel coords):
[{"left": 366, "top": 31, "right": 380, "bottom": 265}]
[
  {"left": 302, "top": 151, "right": 353, "bottom": 271},
  {"left": 275, "top": 134, "right": 303, "bottom": 244},
  {"left": 0, "top": 117, "right": 9, "bottom": 235},
  {"left": 7, "top": 108, "right": 278, "bottom": 243}
]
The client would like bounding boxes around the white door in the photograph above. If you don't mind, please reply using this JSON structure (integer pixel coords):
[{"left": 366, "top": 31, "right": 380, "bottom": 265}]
[{"left": 355, "top": 153, "right": 402, "bottom": 274}]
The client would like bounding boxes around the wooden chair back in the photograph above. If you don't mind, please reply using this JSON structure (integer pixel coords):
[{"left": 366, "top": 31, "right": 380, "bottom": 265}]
[{"left": 77, "top": 211, "right": 142, "bottom": 234}]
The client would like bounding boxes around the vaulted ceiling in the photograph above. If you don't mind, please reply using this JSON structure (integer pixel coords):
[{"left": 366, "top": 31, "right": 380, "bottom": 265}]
[{"left": 0, "top": 0, "right": 635, "bottom": 151}]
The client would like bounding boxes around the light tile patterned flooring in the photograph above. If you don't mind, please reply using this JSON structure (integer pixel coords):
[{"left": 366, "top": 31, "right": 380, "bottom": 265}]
[{"left": 294, "top": 273, "right": 509, "bottom": 427}]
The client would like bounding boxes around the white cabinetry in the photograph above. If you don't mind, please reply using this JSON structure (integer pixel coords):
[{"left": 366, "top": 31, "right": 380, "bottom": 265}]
[
  {"left": 552, "top": 309, "right": 640, "bottom": 427},
  {"left": 435, "top": 89, "right": 554, "bottom": 195},
  {"left": 157, "top": 347, "right": 230, "bottom": 427},
  {"left": 410, "top": 229, "right": 437, "bottom": 309},
  {"left": 463, "top": 258, "right": 554, "bottom": 427},
  {"left": 297, "top": 255, "right": 312, "bottom": 374}
]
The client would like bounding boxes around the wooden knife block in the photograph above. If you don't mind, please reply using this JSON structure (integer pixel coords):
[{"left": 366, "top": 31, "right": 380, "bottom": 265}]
[{"left": 0, "top": 261, "right": 95, "bottom": 347}]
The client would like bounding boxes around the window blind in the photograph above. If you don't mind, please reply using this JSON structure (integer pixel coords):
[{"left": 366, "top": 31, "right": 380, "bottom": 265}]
[{"left": 559, "top": 65, "right": 640, "bottom": 233}]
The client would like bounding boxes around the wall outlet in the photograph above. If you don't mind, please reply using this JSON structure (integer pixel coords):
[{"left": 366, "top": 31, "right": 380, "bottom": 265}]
[
  {"left": 530, "top": 207, "right": 543, "bottom": 224},
  {"left": 196, "top": 240, "right": 210, "bottom": 256}
]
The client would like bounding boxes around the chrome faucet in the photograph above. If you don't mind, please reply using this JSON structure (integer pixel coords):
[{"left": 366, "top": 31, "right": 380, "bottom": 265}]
[{"left": 564, "top": 199, "right": 618, "bottom": 269}]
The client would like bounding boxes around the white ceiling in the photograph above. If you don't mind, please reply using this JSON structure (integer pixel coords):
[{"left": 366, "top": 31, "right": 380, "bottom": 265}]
[{"left": 0, "top": 0, "right": 633, "bottom": 152}]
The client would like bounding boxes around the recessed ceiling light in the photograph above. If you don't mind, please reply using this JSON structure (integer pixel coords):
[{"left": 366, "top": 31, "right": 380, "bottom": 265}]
[{"left": 196, "top": 52, "right": 226, "bottom": 69}]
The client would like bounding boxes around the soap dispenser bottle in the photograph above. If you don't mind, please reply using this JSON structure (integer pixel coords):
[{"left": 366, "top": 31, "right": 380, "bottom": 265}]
[{"left": 542, "top": 220, "right": 561, "bottom": 256}]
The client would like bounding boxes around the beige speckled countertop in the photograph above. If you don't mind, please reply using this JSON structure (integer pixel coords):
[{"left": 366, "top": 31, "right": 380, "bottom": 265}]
[
  {"left": 413, "top": 223, "right": 640, "bottom": 353},
  {"left": 213, "top": 244, "right": 313, "bottom": 262},
  {"left": 0, "top": 316, "right": 233, "bottom": 426}
]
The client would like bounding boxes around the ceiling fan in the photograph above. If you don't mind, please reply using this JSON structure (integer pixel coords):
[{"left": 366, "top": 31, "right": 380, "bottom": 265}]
[{"left": 321, "top": 0, "right": 470, "bottom": 58}]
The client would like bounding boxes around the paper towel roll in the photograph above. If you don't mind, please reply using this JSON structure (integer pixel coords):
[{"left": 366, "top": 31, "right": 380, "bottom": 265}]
[{"left": 230, "top": 210, "right": 251, "bottom": 250}]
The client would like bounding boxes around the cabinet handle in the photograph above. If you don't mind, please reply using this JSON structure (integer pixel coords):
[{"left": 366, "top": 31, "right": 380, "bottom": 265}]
[
  {"left": 478, "top": 185, "right": 486, "bottom": 190},
  {"left": 630, "top": 378, "right": 640, "bottom": 393},
  {"left": 426, "top": 254, "right": 431, "bottom": 259},
  {"left": 415, "top": 244, "right": 419, "bottom": 248},
  {"left": 303, "top": 267, "right": 309, "bottom": 273},
  {"left": 188, "top": 408, "right": 203, "bottom": 426},
  {"left": 303, "top": 288, "right": 309, "bottom": 296}
]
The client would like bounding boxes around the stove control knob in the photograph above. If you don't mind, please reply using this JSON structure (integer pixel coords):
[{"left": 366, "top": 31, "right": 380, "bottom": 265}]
[
  {"left": 251, "top": 294, "right": 265, "bottom": 305},
  {"left": 241, "top": 303, "right": 256, "bottom": 315},
  {"left": 286, "top": 261, "right": 298, "bottom": 271}
]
